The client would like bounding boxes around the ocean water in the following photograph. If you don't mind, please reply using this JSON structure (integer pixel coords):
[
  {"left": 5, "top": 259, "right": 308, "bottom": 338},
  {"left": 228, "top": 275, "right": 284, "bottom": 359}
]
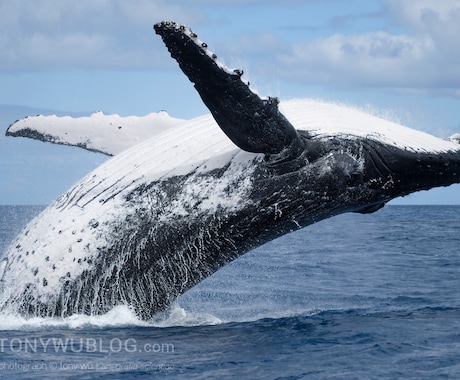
[{"left": 0, "top": 204, "right": 459, "bottom": 379}]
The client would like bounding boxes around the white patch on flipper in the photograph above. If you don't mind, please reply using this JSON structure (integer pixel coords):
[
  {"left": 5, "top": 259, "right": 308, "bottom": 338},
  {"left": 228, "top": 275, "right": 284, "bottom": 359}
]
[{"left": 7, "top": 111, "right": 186, "bottom": 155}]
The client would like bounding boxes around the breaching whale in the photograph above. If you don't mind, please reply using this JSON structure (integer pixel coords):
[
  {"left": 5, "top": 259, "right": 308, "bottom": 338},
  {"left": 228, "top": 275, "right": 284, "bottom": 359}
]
[{"left": 1, "top": 21, "right": 460, "bottom": 320}]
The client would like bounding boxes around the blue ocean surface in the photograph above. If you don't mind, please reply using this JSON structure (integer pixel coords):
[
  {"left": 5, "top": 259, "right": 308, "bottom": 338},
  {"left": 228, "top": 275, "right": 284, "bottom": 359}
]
[{"left": 0, "top": 205, "right": 459, "bottom": 379}]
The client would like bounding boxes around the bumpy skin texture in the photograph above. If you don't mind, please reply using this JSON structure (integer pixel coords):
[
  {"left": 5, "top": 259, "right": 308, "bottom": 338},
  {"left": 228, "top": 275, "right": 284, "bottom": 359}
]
[
  {"left": 1, "top": 22, "right": 460, "bottom": 321},
  {"left": 154, "top": 21, "right": 305, "bottom": 161}
]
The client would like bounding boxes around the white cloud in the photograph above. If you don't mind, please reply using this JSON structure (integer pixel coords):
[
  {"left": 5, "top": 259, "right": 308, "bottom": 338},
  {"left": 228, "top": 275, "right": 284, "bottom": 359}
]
[
  {"left": 385, "top": 0, "right": 460, "bottom": 60},
  {"left": 0, "top": 0, "right": 202, "bottom": 71},
  {"left": 251, "top": 0, "right": 460, "bottom": 96},
  {"left": 384, "top": 0, "right": 459, "bottom": 30},
  {"left": 277, "top": 32, "right": 439, "bottom": 87},
  {"left": 1, "top": 0, "right": 459, "bottom": 98}
]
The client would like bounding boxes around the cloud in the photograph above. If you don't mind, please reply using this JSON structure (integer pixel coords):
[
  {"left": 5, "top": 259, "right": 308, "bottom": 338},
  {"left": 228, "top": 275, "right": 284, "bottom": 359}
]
[
  {"left": 270, "top": 0, "right": 460, "bottom": 95},
  {"left": 384, "top": 0, "right": 459, "bottom": 30},
  {"left": 384, "top": 0, "right": 460, "bottom": 58},
  {"left": 1, "top": 0, "right": 459, "bottom": 99},
  {"left": 0, "top": 0, "right": 203, "bottom": 72},
  {"left": 276, "top": 31, "right": 439, "bottom": 87}
]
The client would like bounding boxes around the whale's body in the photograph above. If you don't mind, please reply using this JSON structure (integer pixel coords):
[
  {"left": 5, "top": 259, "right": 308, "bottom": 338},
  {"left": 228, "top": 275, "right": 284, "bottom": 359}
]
[{"left": 1, "top": 22, "right": 460, "bottom": 320}]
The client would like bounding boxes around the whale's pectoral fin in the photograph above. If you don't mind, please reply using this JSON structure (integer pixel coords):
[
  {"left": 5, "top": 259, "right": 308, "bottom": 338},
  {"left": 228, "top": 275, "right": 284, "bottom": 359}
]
[
  {"left": 154, "top": 21, "right": 305, "bottom": 160},
  {"left": 6, "top": 112, "right": 186, "bottom": 156}
]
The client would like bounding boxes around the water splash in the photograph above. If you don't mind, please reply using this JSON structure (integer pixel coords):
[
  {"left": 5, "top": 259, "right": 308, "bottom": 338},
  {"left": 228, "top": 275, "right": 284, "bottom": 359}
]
[{"left": 0, "top": 303, "right": 221, "bottom": 331}]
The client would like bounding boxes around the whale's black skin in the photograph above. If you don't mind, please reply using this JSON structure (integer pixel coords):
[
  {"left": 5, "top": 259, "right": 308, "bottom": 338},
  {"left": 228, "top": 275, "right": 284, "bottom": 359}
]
[
  {"left": 1, "top": 22, "right": 460, "bottom": 321},
  {"left": 153, "top": 21, "right": 305, "bottom": 162},
  {"left": 6, "top": 146, "right": 379, "bottom": 320}
]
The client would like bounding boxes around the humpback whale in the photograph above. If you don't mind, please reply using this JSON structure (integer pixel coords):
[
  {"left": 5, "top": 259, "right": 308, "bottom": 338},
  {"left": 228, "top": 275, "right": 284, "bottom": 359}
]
[{"left": 1, "top": 21, "right": 460, "bottom": 320}]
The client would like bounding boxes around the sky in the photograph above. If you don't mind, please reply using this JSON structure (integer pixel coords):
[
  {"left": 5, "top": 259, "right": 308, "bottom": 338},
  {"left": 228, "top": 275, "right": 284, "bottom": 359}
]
[{"left": 0, "top": 0, "right": 460, "bottom": 205}]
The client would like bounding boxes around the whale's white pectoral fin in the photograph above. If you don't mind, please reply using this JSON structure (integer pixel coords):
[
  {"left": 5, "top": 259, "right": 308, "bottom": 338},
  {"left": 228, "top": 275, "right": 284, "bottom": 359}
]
[{"left": 6, "top": 111, "right": 186, "bottom": 156}]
